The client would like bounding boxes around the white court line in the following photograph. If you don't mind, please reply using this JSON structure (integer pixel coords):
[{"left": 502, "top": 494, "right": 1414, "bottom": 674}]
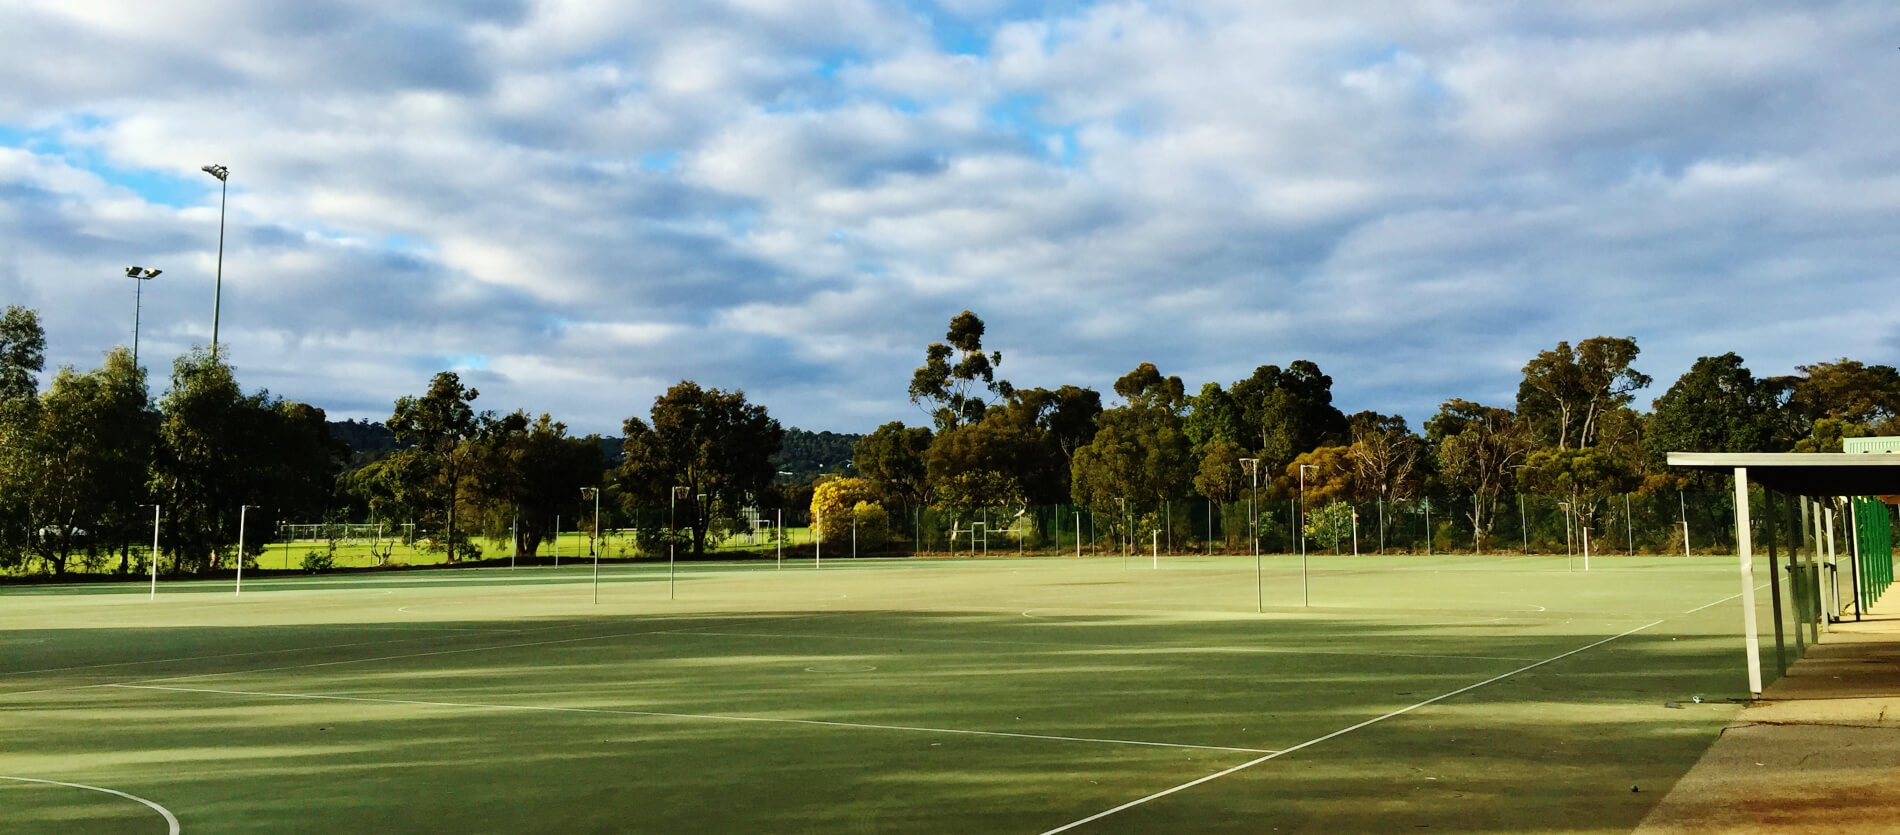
[
  {"left": 106, "top": 683, "right": 1276, "bottom": 754},
  {"left": 132, "top": 613, "right": 835, "bottom": 685},
  {"left": 4, "top": 636, "right": 476, "bottom": 680},
  {"left": 1036, "top": 619, "right": 1665, "bottom": 835},
  {"left": 0, "top": 612, "right": 794, "bottom": 696},
  {"left": 665, "top": 629, "right": 1541, "bottom": 663},
  {"left": 0, "top": 775, "right": 181, "bottom": 834},
  {"left": 1683, "top": 581, "right": 1770, "bottom": 615}
]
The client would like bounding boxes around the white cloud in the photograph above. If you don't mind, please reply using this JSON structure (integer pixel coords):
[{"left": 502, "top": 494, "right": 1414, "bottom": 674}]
[{"left": 1, "top": 0, "right": 1896, "bottom": 435}]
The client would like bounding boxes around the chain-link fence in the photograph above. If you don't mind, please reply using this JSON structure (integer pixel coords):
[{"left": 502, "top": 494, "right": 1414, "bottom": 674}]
[{"left": 676, "top": 488, "right": 1893, "bottom": 558}]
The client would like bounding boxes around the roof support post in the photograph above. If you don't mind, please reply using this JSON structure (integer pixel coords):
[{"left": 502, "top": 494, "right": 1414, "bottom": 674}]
[
  {"left": 1816, "top": 498, "right": 1831, "bottom": 627},
  {"left": 1824, "top": 502, "right": 1840, "bottom": 623},
  {"left": 1764, "top": 488, "right": 1787, "bottom": 678},
  {"left": 1785, "top": 494, "right": 1806, "bottom": 656},
  {"left": 1735, "top": 467, "right": 1763, "bottom": 696},
  {"left": 1848, "top": 498, "right": 1864, "bottom": 621}
]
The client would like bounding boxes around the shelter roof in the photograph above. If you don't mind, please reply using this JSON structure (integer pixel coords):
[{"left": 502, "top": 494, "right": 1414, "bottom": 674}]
[{"left": 1667, "top": 452, "right": 1900, "bottom": 497}]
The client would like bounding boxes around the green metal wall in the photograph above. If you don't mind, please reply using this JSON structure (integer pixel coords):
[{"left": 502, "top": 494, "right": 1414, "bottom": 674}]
[{"left": 1853, "top": 497, "right": 1894, "bottom": 610}]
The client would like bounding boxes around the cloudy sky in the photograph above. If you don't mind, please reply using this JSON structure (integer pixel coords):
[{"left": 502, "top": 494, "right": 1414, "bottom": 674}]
[{"left": 3, "top": 1, "right": 1895, "bottom": 436}]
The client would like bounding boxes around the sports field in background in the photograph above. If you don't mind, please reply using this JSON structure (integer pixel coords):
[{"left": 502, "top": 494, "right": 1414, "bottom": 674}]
[{"left": 2, "top": 554, "right": 1781, "bottom": 833}]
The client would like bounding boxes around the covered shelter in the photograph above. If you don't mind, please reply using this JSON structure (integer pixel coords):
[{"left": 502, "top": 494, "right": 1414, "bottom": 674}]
[{"left": 1667, "top": 451, "right": 1900, "bottom": 695}]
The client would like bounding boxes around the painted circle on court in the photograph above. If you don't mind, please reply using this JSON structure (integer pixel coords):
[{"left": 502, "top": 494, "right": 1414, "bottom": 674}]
[{"left": 0, "top": 775, "right": 181, "bottom": 834}]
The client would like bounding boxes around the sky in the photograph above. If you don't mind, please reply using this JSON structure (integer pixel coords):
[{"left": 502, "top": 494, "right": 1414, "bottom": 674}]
[{"left": 3, "top": 0, "right": 1896, "bottom": 437}]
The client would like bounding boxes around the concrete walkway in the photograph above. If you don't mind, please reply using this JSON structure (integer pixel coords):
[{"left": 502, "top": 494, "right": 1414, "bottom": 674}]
[{"left": 1635, "top": 594, "right": 1900, "bottom": 833}]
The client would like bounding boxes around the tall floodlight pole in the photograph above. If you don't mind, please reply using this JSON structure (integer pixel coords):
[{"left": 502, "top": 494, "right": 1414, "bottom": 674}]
[
  {"left": 1240, "top": 458, "right": 1260, "bottom": 612},
  {"left": 123, "top": 267, "right": 161, "bottom": 367},
  {"left": 235, "top": 504, "right": 256, "bottom": 596},
  {"left": 1299, "top": 464, "right": 1317, "bottom": 607},
  {"left": 582, "top": 488, "right": 600, "bottom": 603},
  {"left": 144, "top": 504, "right": 160, "bottom": 600},
  {"left": 200, "top": 164, "right": 229, "bottom": 360}
]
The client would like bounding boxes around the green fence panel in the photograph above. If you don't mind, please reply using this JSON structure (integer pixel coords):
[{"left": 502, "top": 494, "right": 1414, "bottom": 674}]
[{"left": 1854, "top": 498, "right": 1893, "bottom": 610}]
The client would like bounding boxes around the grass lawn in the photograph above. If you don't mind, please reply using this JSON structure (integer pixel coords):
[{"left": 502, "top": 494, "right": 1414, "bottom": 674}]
[
  {"left": 0, "top": 554, "right": 1786, "bottom": 833},
  {"left": 240, "top": 528, "right": 816, "bottom": 571}
]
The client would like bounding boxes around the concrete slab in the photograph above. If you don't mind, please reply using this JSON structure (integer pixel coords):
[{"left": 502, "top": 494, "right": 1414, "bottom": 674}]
[{"left": 1635, "top": 599, "right": 1900, "bottom": 833}]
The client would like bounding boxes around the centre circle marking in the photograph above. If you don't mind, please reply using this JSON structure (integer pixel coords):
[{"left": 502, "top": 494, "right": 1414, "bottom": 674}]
[{"left": 0, "top": 776, "right": 180, "bottom": 834}]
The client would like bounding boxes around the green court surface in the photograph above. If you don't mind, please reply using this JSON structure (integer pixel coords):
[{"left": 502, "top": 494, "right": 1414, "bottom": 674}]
[{"left": 2, "top": 554, "right": 1774, "bottom": 833}]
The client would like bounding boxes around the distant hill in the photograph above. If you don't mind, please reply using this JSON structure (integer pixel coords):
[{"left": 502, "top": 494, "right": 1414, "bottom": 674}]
[
  {"left": 327, "top": 419, "right": 404, "bottom": 466},
  {"left": 771, "top": 428, "right": 863, "bottom": 484}
]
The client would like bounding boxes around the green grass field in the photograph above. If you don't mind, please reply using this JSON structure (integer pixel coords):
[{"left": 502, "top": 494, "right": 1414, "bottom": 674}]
[
  {"left": 1, "top": 553, "right": 1782, "bottom": 833},
  {"left": 242, "top": 528, "right": 821, "bottom": 572}
]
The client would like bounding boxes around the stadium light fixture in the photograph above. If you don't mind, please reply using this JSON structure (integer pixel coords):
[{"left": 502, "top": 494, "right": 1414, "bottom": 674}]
[
  {"left": 124, "top": 267, "right": 161, "bottom": 368},
  {"left": 200, "top": 164, "right": 229, "bottom": 360}
]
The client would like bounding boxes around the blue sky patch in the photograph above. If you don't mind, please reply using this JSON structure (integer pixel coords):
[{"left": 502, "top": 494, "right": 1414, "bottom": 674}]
[
  {"left": 0, "top": 120, "right": 213, "bottom": 209},
  {"left": 639, "top": 150, "right": 679, "bottom": 172}
]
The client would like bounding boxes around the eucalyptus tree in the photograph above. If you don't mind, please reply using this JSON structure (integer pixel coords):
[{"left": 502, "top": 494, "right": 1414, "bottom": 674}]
[
  {"left": 1645, "top": 353, "right": 1788, "bottom": 469},
  {"left": 618, "top": 381, "right": 783, "bottom": 558},
  {"left": 1516, "top": 336, "right": 1651, "bottom": 450},
  {"left": 15, "top": 348, "right": 156, "bottom": 574},
  {"left": 386, "top": 372, "right": 484, "bottom": 561},
  {"left": 0, "top": 306, "right": 44, "bottom": 568},
  {"left": 1777, "top": 358, "right": 1900, "bottom": 442},
  {"left": 1428, "top": 399, "right": 1532, "bottom": 553},
  {"left": 1070, "top": 364, "right": 1195, "bottom": 536},
  {"left": 1344, "top": 411, "right": 1423, "bottom": 508},
  {"left": 466, "top": 411, "right": 604, "bottom": 558},
  {"left": 1229, "top": 360, "right": 1348, "bottom": 475},
  {"left": 909, "top": 310, "right": 1012, "bottom": 431},
  {"left": 0, "top": 305, "right": 45, "bottom": 405},
  {"left": 853, "top": 422, "right": 933, "bottom": 511},
  {"left": 1183, "top": 382, "right": 1242, "bottom": 453},
  {"left": 152, "top": 350, "right": 342, "bottom": 572}
]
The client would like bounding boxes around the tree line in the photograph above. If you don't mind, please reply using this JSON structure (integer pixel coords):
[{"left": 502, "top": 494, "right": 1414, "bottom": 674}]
[
  {"left": 3, "top": 303, "right": 1896, "bottom": 575},
  {"left": 838, "top": 312, "right": 1899, "bottom": 553}
]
